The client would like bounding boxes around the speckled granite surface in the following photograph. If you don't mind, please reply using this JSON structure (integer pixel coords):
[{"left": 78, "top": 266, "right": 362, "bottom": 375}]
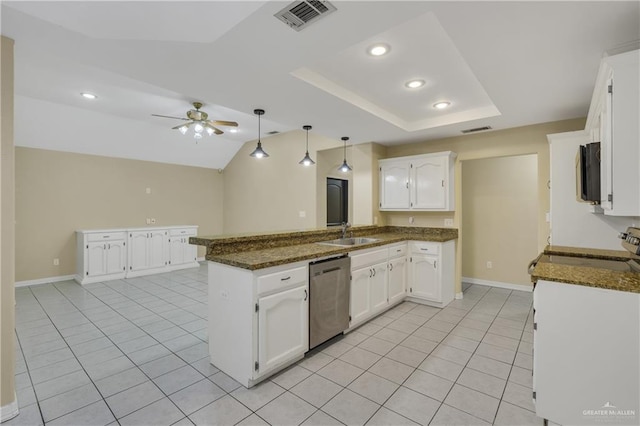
[
  {"left": 191, "top": 226, "right": 458, "bottom": 270},
  {"left": 531, "top": 245, "right": 640, "bottom": 293}
]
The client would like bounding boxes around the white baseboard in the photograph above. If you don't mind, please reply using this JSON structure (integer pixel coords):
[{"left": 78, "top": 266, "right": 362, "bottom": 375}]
[
  {"left": 455, "top": 292, "right": 464, "bottom": 299},
  {"left": 0, "top": 394, "right": 19, "bottom": 422},
  {"left": 462, "top": 277, "right": 533, "bottom": 293},
  {"left": 15, "top": 274, "right": 76, "bottom": 288}
]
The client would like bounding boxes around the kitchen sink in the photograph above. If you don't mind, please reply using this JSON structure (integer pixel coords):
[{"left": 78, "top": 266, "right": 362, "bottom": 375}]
[{"left": 316, "top": 237, "right": 380, "bottom": 247}]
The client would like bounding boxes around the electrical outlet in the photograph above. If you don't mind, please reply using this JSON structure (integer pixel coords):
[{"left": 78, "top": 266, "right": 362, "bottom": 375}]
[
  {"left": 145, "top": 187, "right": 151, "bottom": 194},
  {"left": 53, "top": 258, "right": 59, "bottom": 266},
  {"left": 409, "top": 216, "right": 414, "bottom": 224},
  {"left": 444, "top": 218, "right": 454, "bottom": 227},
  {"left": 299, "top": 211, "right": 306, "bottom": 218},
  {"left": 146, "top": 218, "right": 151, "bottom": 225},
  {"left": 486, "top": 261, "right": 493, "bottom": 269},
  {"left": 373, "top": 216, "right": 378, "bottom": 225},
  {"left": 150, "top": 218, "right": 156, "bottom": 224}
]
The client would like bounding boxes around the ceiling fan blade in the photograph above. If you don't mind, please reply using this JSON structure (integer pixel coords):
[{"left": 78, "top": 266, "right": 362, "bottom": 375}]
[
  {"left": 171, "top": 121, "right": 193, "bottom": 130},
  {"left": 205, "top": 121, "right": 224, "bottom": 134},
  {"left": 211, "top": 120, "right": 238, "bottom": 127},
  {"left": 152, "top": 114, "right": 189, "bottom": 121}
]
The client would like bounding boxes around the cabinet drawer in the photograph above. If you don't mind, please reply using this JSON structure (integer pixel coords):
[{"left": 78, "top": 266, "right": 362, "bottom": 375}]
[
  {"left": 410, "top": 241, "right": 440, "bottom": 255},
  {"left": 388, "top": 244, "right": 407, "bottom": 258},
  {"left": 350, "top": 248, "right": 388, "bottom": 270},
  {"left": 170, "top": 228, "right": 197, "bottom": 237},
  {"left": 86, "top": 232, "right": 127, "bottom": 242},
  {"left": 257, "top": 266, "right": 307, "bottom": 295}
]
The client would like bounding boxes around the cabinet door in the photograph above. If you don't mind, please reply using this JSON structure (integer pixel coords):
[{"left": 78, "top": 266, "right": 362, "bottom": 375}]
[
  {"left": 129, "top": 232, "right": 149, "bottom": 271},
  {"left": 257, "top": 285, "right": 308, "bottom": 374},
  {"left": 380, "top": 161, "right": 410, "bottom": 209},
  {"left": 86, "top": 242, "right": 107, "bottom": 277},
  {"left": 185, "top": 239, "right": 197, "bottom": 263},
  {"left": 410, "top": 254, "right": 440, "bottom": 302},
  {"left": 148, "top": 231, "right": 167, "bottom": 269},
  {"left": 350, "top": 267, "right": 371, "bottom": 326},
  {"left": 105, "top": 241, "right": 126, "bottom": 275},
  {"left": 412, "top": 156, "right": 446, "bottom": 209},
  {"left": 600, "top": 78, "right": 613, "bottom": 209},
  {"left": 170, "top": 237, "right": 185, "bottom": 266},
  {"left": 370, "top": 262, "right": 389, "bottom": 314},
  {"left": 388, "top": 256, "right": 407, "bottom": 305}
]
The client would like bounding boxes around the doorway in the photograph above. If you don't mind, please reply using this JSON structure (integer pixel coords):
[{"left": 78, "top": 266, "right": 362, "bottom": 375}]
[{"left": 327, "top": 178, "right": 348, "bottom": 226}]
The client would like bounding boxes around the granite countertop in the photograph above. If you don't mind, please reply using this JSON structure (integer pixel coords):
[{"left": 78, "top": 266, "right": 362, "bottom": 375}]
[
  {"left": 531, "top": 245, "right": 640, "bottom": 293},
  {"left": 192, "top": 226, "right": 458, "bottom": 270}
]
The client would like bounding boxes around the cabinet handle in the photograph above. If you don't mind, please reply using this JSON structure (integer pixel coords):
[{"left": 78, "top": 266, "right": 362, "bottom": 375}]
[
  {"left": 304, "top": 289, "right": 308, "bottom": 301},
  {"left": 389, "top": 263, "right": 393, "bottom": 271},
  {"left": 442, "top": 180, "right": 445, "bottom": 187},
  {"left": 372, "top": 268, "right": 376, "bottom": 277},
  {"left": 280, "top": 276, "right": 291, "bottom": 281},
  {"left": 396, "top": 249, "right": 402, "bottom": 252},
  {"left": 369, "top": 269, "right": 372, "bottom": 278},
  {"left": 434, "top": 260, "right": 437, "bottom": 269},
  {"left": 420, "top": 248, "right": 430, "bottom": 251},
  {"left": 406, "top": 182, "right": 409, "bottom": 189},
  {"left": 104, "top": 244, "right": 106, "bottom": 249}
]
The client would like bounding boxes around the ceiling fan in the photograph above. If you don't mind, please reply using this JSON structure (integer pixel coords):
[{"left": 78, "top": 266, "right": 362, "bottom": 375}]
[{"left": 152, "top": 102, "right": 238, "bottom": 139}]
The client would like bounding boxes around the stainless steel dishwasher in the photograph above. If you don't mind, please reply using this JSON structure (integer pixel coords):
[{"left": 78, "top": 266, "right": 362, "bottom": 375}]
[{"left": 309, "top": 255, "right": 351, "bottom": 349}]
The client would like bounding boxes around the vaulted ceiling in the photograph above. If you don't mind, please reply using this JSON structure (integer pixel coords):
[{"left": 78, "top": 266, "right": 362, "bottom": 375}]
[{"left": 2, "top": 1, "right": 639, "bottom": 168}]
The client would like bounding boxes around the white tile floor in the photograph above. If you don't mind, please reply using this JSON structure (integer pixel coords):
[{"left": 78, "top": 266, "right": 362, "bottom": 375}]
[{"left": 9, "top": 263, "right": 544, "bottom": 425}]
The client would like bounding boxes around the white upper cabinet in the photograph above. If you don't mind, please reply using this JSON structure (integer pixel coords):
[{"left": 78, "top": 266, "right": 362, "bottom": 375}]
[
  {"left": 585, "top": 49, "right": 640, "bottom": 216},
  {"left": 379, "top": 160, "right": 411, "bottom": 209},
  {"left": 379, "top": 152, "right": 456, "bottom": 211}
]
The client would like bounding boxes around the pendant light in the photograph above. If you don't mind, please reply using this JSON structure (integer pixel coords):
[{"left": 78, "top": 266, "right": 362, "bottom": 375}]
[
  {"left": 249, "top": 109, "right": 269, "bottom": 158},
  {"left": 299, "top": 125, "right": 315, "bottom": 166},
  {"left": 338, "top": 136, "right": 352, "bottom": 172}
]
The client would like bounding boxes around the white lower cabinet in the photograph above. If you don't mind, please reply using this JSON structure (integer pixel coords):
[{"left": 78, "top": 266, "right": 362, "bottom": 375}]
[
  {"left": 533, "top": 280, "right": 639, "bottom": 425},
  {"left": 76, "top": 226, "right": 199, "bottom": 284},
  {"left": 78, "top": 232, "right": 127, "bottom": 284},
  {"left": 349, "top": 248, "right": 390, "bottom": 328},
  {"left": 169, "top": 227, "right": 199, "bottom": 270},
  {"left": 388, "top": 255, "right": 407, "bottom": 306},
  {"left": 407, "top": 241, "right": 455, "bottom": 307},
  {"left": 128, "top": 229, "right": 169, "bottom": 277},
  {"left": 208, "top": 261, "right": 309, "bottom": 388},
  {"left": 257, "top": 284, "right": 308, "bottom": 373}
]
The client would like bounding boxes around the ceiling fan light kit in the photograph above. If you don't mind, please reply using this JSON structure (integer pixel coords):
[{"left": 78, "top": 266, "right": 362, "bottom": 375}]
[{"left": 152, "top": 101, "right": 238, "bottom": 141}]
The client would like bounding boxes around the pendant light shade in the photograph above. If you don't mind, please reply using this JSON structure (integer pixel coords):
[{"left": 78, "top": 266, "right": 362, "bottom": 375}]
[
  {"left": 338, "top": 136, "right": 352, "bottom": 172},
  {"left": 299, "top": 125, "right": 315, "bottom": 166},
  {"left": 250, "top": 109, "right": 269, "bottom": 158}
]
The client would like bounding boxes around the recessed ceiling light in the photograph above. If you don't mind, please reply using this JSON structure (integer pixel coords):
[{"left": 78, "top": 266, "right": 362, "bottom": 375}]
[
  {"left": 229, "top": 129, "right": 238, "bottom": 133},
  {"left": 80, "top": 92, "right": 97, "bottom": 99},
  {"left": 405, "top": 79, "right": 425, "bottom": 89},
  {"left": 433, "top": 101, "right": 451, "bottom": 109},
  {"left": 367, "top": 43, "right": 390, "bottom": 56}
]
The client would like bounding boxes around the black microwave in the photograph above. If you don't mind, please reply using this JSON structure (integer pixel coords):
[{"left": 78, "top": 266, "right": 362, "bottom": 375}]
[{"left": 575, "top": 142, "right": 601, "bottom": 204}]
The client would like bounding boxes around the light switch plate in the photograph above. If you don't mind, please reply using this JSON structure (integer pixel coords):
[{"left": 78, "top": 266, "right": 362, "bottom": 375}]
[{"left": 299, "top": 211, "right": 306, "bottom": 218}]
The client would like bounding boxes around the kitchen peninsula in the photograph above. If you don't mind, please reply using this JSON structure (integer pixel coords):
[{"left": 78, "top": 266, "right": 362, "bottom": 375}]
[{"left": 192, "top": 225, "right": 457, "bottom": 387}]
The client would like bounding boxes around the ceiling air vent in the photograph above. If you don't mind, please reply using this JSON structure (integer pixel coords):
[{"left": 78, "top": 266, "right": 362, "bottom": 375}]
[
  {"left": 461, "top": 126, "right": 493, "bottom": 134},
  {"left": 275, "top": 1, "right": 337, "bottom": 31}
]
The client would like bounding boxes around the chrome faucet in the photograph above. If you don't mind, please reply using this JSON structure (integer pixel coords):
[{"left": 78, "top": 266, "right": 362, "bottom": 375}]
[{"left": 341, "top": 222, "right": 351, "bottom": 239}]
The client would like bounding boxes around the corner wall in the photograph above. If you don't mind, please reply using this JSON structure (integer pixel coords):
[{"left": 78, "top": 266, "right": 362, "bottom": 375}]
[{"left": 15, "top": 148, "right": 224, "bottom": 282}]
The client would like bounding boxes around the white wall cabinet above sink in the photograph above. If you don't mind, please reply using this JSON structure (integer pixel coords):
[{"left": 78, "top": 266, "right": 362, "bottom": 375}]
[{"left": 379, "top": 151, "right": 456, "bottom": 212}]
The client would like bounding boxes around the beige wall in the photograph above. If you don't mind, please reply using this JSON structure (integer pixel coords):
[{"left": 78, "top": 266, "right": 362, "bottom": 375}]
[
  {"left": 462, "top": 154, "right": 538, "bottom": 286},
  {"left": 383, "top": 118, "right": 586, "bottom": 293},
  {"left": 223, "top": 130, "right": 348, "bottom": 234},
  {"left": 15, "top": 147, "right": 224, "bottom": 282},
  {"left": 1, "top": 36, "right": 16, "bottom": 410}
]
